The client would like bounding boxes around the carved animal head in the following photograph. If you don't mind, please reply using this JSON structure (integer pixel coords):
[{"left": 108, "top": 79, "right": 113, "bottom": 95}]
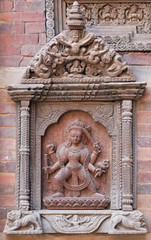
[{"left": 7, "top": 210, "right": 22, "bottom": 222}]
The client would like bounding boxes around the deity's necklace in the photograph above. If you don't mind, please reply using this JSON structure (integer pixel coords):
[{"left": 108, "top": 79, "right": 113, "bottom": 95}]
[{"left": 68, "top": 144, "right": 84, "bottom": 153}]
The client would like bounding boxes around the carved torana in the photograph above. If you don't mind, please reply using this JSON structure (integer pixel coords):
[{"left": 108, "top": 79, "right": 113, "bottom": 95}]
[{"left": 22, "top": 1, "right": 135, "bottom": 83}]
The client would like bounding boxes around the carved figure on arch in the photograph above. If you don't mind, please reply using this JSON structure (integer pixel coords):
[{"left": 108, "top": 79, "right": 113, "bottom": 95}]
[{"left": 44, "top": 119, "right": 109, "bottom": 200}]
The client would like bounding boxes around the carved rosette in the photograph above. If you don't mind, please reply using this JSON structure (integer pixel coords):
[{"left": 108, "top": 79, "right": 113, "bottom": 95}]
[
  {"left": 20, "top": 101, "right": 30, "bottom": 210},
  {"left": 122, "top": 100, "right": 133, "bottom": 211}
]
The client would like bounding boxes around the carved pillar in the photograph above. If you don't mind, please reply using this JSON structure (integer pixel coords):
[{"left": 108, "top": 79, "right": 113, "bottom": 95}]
[
  {"left": 122, "top": 100, "right": 133, "bottom": 211},
  {"left": 19, "top": 101, "right": 30, "bottom": 210}
]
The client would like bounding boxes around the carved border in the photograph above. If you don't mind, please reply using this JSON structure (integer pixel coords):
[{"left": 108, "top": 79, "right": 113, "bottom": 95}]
[
  {"left": 110, "top": 102, "right": 122, "bottom": 209},
  {"left": 46, "top": 0, "right": 55, "bottom": 42},
  {"left": 31, "top": 102, "right": 122, "bottom": 210},
  {"left": 16, "top": 102, "right": 21, "bottom": 208}
]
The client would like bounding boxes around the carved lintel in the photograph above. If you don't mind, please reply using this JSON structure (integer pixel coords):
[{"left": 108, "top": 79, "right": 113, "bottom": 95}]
[
  {"left": 122, "top": 100, "right": 133, "bottom": 211},
  {"left": 4, "top": 209, "right": 147, "bottom": 234},
  {"left": 19, "top": 101, "right": 30, "bottom": 210}
]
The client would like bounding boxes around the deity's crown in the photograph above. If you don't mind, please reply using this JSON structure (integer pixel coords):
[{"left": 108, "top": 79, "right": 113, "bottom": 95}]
[{"left": 67, "top": 1, "right": 85, "bottom": 30}]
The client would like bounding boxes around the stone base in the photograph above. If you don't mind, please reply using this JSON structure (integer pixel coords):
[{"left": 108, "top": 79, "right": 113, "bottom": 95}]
[
  {"left": 43, "top": 196, "right": 110, "bottom": 209},
  {"left": 4, "top": 210, "right": 147, "bottom": 235}
]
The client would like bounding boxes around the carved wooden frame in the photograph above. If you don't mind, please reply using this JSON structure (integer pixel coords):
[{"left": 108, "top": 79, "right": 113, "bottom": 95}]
[{"left": 4, "top": 1, "right": 148, "bottom": 234}]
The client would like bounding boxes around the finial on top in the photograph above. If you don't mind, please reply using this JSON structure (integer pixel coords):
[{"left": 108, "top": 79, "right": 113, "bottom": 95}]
[{"left": 67, "top": 1, "right": 85, "bottom": 30}]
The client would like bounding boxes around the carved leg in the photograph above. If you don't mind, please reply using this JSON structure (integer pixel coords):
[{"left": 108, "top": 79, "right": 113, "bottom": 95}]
[{"left": 52, "top": 168, "right": 71, "bottom": 197}]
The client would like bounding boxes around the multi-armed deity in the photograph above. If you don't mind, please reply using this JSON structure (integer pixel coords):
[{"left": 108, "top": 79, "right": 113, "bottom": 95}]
[{"left": 43, "top": 119, "right": 110, "bottom": 209}]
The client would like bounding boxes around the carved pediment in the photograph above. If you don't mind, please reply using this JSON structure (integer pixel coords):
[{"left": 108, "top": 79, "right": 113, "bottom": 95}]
[{"left": 22, "top": 1, "right": 135, "bottom": 84}]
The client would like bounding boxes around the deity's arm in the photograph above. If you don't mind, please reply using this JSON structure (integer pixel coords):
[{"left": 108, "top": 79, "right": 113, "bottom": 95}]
[
  {"left": 88, "top": 162, "right": 96, "bottom": 173},
  {"left": 90, "top": 151, "right": 99, "bottom": 165},
  {"left": 81, "top": 33, "right": 96, "bottom": 46}
]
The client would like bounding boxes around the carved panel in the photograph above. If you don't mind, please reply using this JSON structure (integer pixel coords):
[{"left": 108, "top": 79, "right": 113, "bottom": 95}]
[
  {"left": 46, "top": 1, "right": 151, "bottom": 52},
  {"left": 30, "top": 102, "right": 123, "bottom": 210}
]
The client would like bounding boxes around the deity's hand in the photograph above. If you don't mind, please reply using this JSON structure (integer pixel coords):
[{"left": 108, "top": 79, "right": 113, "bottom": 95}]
[
  {"left": 46, "top": 143, "right": 56, "bottom": 155},
  {"left": 44, "top": 166, "right": 54, "bottom": 175},
  {"left": 93, "top": 142, "right": 101, "bottom": 155},
  {"left": 94, "top": 168, "right": 105, "bottom": 178}
]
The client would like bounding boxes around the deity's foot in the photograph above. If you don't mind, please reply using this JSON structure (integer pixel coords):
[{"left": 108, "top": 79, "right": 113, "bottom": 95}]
[
  {"left": 51, "top": 192, "right": 64, "bottom": 197},
  {"left": 90, "top": 192, "right": 105, "bottom": 198}
]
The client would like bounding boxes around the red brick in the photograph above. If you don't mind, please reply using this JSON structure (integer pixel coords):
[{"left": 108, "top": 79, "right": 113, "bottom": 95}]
[
  {"left": 19, "top": 56, "right": 34, "bottom": 67},
  {"left": 137, "top": 111, "right": 151, "bottom": 123},
  {"left": 25, "top": 22, "right": 45, "bottom": 34},
  {"left": 0, "top": 56, "right": 23, "bottom": 67},
  {"left": 0, "top": 173, "right": 15, "bottom": 184},
  {"left": 138, "top": 148, "right": 151, "bottom": 160},
  {"left": 0, "top": 195, "right": 16, "bottom": 207},
  {"left": 0, "top": 139, "right": 16, "bottom": 151},
  {"left": 0, "top": 1, "right": 13, "bottom": 12},
  {"left": 0, "top": 220, "right": 5, "bottom": 232},
  {"left": 21, "top": 45, "right": 42, "bottom": 56},
  {"left": 39, "top": 33, "right": 46, "bottom": 45},
  {"left": 122, "top": 53, "right": 151, "bottom": 65},
  {"left": 0, "top": 103, "right": 16, "bottom": 114},
  {"left": 0, "top": 45, "right": 21, "bottom": 56},
  {"left": 137, "top": 195, "right": 151, "bottom": 209},
  {"left": 0, "top": 127, "right": 16, "bottom": 138},
  {"left": 0, "top": 90, "right": 12, "bottom": 102},
  {"left": 137, "top": 123, "right": 151, "bottom": 135},
  {"left": 0, "top": 162, "right": 16, "bottom": 173},
  {"left": 0, "top": 12, "right": 45, "bottom": 22},
  {"left": 138, "top": 160, "right": 151, "bottom": 171},
  {"left": 0, "top": 208, "right": 13, "bottom": 219},
  {"left": 0, "top": 34, "right": 38, "bottom": 45},
  {"left": 15, "top": 1, "right": 45, "bottom": 12},
  {"left": 0, "top": 184, "right": 15, "bottom": 195},
  {"left": 138, "top": 172, "right": 151, "bottom": 184},
  {"left": 0, "top": 115, "right": 16, "bottom": 127},
  {"left": 137, "top": 136, "right": 151, "bottom": 147},
  {"left": 0, "top": 151, "right": 16, "bottom": 161},
  {"left": 137, "top": 184, "right": 151, "bottom": 194},
  {"left": 0, "top": 23, "right": 24, "bottom": 34}
]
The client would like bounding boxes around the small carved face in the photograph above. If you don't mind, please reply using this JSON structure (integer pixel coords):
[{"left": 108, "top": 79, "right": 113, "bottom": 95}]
[{"left": 69, "top": 129, "right": 82, "bottom": 144}]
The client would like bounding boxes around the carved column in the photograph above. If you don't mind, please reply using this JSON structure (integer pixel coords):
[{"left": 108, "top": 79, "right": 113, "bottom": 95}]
[
  {"left": 122, "top": 100, "right": 133, "bottom": 211},
  {"left": 19, "top": 101, "right": 30, "bottom": 210}
]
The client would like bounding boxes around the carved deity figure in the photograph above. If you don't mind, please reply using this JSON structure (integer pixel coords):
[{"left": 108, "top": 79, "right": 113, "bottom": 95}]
[
  {"left": 99, "top": 5, "right": 117, "bottom": 22},
  {"left": 126, "top": 5, "right": 143, "bottom": 22},
  {"left": 44, "top": 119, "right": 109, "bottom": 198}
]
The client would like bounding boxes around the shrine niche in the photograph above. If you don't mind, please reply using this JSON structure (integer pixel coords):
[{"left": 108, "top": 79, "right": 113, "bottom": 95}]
[{"left": 4, "top": 1, "right": 147, "bottom": 235}]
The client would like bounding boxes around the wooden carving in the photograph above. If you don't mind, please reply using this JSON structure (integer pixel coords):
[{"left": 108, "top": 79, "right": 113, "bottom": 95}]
[
  {"left": 22, "top": 1, "right": 134, "bottom": 82},
  {"left": 43, "top": 119, "right": 110, "bottom": 209}
]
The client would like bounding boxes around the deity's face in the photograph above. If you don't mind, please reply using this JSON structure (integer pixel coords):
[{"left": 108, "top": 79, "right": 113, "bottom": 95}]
[{"left": 69, "top": 128, "right": 82, "bottom": 145}]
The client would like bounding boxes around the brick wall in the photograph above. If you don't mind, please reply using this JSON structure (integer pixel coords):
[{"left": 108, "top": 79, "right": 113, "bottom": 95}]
[
  {"left": 0, "top": 0, "right": 46, "bottom": 67},
  {"left": 0, "top": 0, "right": 151, "bottom": 239}
]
